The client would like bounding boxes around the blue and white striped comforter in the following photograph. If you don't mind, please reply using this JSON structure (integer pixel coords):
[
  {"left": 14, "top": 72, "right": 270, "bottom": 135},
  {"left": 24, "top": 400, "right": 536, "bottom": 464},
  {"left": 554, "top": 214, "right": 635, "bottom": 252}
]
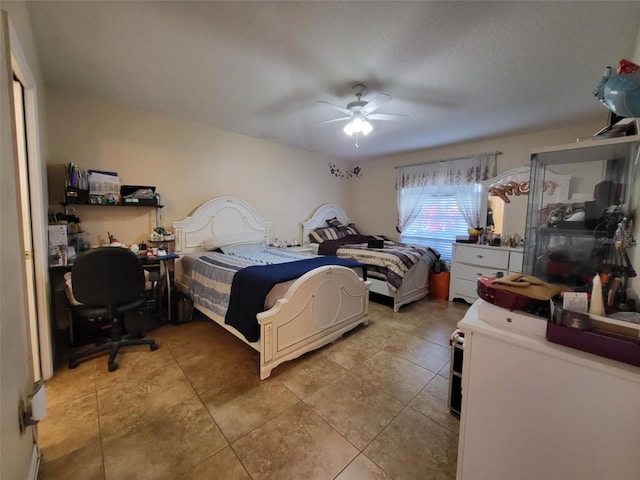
[{"left": 189, "top": 248, "right": 311, "bottom": 318}]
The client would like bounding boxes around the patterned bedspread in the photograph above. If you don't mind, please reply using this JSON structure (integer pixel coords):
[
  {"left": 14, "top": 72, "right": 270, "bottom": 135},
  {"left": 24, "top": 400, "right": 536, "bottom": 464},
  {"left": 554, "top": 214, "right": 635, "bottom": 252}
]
[
  {"left": 190, "top": 253, "right": 249, "bottom": 318},
  {"left": 189, "top": 248, "right": 363, "bottom": 342},
  {"left": 318, "top": 235, "right": 437, "bottom": 291},
  {"left": 189, "top": 248, "right": 311, "bottom": 318}
]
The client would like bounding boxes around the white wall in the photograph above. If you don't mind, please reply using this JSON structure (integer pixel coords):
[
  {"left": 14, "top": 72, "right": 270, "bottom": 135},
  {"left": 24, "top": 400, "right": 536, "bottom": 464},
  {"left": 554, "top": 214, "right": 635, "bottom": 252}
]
[{"left": 45, "top": 89, "right": 353, "bottom": 247}]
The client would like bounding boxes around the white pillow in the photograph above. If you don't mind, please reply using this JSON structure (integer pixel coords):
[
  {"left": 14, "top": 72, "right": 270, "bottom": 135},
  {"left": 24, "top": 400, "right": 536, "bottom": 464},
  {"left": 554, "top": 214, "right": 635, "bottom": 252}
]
[
  {"left": 202, "top": 232, "right": 265, "bottom": 251},
  {"left": 220, "top": 243, "right": 264, "bottom": 254}
]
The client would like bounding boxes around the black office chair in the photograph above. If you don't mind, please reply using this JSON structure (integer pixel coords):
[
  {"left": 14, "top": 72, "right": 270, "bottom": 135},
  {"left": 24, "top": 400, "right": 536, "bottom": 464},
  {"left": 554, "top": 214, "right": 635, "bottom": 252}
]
[{"left": 68, "top": 247, "right": 158, "bottom": 372}]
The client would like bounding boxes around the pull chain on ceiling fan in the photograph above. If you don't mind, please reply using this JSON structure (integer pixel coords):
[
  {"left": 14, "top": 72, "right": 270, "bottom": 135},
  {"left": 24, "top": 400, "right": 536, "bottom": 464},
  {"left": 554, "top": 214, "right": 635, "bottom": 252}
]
[{"left": 318, "top": 83, "right": 408, "bottom": 147}]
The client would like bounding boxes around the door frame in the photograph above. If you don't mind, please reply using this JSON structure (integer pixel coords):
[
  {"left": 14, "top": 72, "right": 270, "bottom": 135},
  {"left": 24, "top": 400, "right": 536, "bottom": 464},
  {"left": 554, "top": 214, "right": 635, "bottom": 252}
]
[{"left": 10, "top": 21, "right": 53, "bottom": 380}]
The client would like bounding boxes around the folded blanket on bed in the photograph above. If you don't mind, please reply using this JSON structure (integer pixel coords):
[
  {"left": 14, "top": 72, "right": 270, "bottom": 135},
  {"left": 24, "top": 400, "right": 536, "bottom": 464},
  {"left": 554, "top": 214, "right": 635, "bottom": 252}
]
[
  {"left": 318, "top": 234, "right": 435, "bottom": 291},
  {"left": 226, "top": 256, "right": 363, "bottom": 342}
]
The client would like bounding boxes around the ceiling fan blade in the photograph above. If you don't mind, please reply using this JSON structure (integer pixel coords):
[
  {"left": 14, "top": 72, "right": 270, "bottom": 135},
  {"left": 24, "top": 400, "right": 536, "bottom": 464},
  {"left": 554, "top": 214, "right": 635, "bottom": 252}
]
[
  {"left": 318, "top": 117, "right": 351, "bottom": 125},
  {"left": 317, "top": 101, "right": 352, "bottom": 115},
  {"left": 361, "top": 93, "right": 392, "bottom": 115},
  {"left": 367, "top": 113, "right": 409, "bottom": 121}
]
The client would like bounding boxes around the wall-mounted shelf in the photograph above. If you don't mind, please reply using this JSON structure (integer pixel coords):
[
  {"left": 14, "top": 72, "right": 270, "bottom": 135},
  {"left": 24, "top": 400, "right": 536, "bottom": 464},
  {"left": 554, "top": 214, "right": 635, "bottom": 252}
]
[{"left": 62, "top": 202, "right": 163, "bottom": 208}]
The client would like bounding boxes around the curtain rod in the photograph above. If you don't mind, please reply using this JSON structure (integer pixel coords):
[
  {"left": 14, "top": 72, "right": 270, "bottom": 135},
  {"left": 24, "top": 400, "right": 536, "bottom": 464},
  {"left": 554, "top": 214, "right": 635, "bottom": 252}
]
[{"left": 394, "top": 151, "right": 503, "bottom": 169}]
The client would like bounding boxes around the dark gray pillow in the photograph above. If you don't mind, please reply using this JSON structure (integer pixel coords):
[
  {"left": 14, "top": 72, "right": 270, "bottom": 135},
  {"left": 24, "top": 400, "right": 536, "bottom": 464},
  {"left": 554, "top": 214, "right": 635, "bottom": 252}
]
[
  {"left": 309, "top": 227, "right": 344, "bottom": 243},
  {"left": 326, "top": 217, "right": 343, "bottom": 228}
]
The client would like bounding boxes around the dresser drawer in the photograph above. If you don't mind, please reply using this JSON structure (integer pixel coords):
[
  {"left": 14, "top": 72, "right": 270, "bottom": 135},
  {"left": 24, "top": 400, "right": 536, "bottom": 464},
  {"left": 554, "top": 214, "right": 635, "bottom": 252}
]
[
  {"left": 455, "top": 262, "right": 507, "bottom": 282},
  {"left": 509, "top": 251, "right": 523, "bottom": 273},
  {"left": 453, "top": 278, "right": 480, "bottom": 301},
  {"left": 453, "top": 245, "right": 509, "bottom": 269}
]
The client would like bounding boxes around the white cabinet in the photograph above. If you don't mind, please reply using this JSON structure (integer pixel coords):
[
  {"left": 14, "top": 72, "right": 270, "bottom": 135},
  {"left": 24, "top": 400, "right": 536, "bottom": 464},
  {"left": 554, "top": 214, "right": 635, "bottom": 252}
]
[
  {"left": 293, "top": 244, "right": 319, "bottom": 255},
  {"left": 456, "top": 300, "right": 640, "bottom": 480},
  {"left": 448, "top": 243, "right": 523, "bottom": 303}
]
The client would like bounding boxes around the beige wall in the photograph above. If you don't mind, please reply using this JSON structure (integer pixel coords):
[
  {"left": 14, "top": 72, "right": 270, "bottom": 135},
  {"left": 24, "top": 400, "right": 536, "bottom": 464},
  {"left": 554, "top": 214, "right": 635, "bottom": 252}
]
[
  {"left": 46, "top": 89, "right": 638, "bottom": 296},
  {"left": 46, "top": 89, "right": 353, "bottom": 247},
  {"left": 349, "top": 118, "right": 608, "bottom": 239}
]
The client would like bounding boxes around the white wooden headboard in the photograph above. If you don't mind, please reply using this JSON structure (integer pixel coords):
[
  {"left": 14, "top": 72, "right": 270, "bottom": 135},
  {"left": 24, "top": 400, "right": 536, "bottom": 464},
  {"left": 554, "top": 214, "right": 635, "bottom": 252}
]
[
  {"left": 172, "top": 196, "right": 272, "bottom": 253},
  {"left": 301, "top": 204, "right": 351, "bottom": 245}
]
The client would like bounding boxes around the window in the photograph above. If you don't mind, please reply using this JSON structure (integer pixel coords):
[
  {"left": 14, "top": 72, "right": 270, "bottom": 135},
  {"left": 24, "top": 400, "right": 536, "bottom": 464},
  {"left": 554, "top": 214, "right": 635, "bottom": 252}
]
[
  {"left": 400, "top": 184, "right": 476, "bottom": 260},
  {"left": 396, "top": 153, "right": 497, "bottom": 260}
]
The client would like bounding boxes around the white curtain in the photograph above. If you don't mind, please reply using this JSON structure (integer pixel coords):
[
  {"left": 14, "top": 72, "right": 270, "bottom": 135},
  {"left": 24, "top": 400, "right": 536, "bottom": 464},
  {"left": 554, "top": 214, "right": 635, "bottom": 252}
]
[
  {"left": 395, "top": 161, "right": 440, "bottom": 232},
  {"left": 396, "top": 152, "right": 497, "bottom": 231}
]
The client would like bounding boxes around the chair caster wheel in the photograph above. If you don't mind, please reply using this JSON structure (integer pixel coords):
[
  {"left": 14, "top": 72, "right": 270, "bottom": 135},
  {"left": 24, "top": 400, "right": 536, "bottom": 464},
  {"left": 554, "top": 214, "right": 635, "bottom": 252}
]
[
  {"left": 68, "top": 359, "right": 79, "bottom": 369},
  {"left": 108, "top": 362, "right": 118, "bottom": 372},
  {"left": 150, "top": 343, "right": 158, "bottom": 351}
]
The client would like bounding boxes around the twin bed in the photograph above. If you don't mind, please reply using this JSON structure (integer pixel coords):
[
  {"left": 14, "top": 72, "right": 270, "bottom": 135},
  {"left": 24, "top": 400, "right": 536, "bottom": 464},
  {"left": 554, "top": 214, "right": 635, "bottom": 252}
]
[
  {"left": 302, "top": 203, "right": 437, "bottom": 312},
  {"left": 171, "top": 197, "right": 436, "bottom": 378}
]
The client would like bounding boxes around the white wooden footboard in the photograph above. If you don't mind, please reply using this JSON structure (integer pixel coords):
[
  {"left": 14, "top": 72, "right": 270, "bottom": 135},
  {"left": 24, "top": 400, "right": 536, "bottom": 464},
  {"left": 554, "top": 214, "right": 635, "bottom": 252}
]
[
  {"left": 368, "top": 253, "right": 431, "bottom": 312},
  {"left": 257, "top": 266, "right": 370, "bottom": 379}
]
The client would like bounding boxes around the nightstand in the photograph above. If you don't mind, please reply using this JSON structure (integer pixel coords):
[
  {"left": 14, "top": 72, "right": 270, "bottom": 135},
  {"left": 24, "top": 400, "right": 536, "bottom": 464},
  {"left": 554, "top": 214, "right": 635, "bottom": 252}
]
[{"left": 288, "top": 244, "right": 318, "bottom": 255}]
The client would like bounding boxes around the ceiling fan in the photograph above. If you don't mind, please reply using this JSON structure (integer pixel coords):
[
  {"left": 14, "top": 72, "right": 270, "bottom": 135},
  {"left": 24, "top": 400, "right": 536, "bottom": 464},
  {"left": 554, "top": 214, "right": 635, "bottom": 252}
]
[{"left": 318, "top": 83, "right": 408, "bottom": 147}]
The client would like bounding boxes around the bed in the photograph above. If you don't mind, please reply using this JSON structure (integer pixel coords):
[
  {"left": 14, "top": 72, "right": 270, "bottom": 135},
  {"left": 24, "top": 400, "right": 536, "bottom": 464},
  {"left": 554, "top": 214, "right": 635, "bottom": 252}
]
[
  {"left": 301, "top": 204, "right": 437, "bottom": 312},
  {"left": 172, "top": 196, "right": 370, "bottom": 379}
]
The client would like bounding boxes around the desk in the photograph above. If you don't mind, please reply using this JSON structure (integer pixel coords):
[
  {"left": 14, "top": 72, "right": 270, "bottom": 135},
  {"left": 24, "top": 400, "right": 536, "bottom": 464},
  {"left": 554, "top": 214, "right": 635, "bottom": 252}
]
[{"left": 48, "top": 253, "right": 176, "bottom": 353}]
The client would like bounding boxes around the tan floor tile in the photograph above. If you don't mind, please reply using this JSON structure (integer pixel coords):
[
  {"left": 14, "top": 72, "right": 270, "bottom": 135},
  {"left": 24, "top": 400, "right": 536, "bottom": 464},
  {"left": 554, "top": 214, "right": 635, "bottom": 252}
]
[
  {"left": 161, "top": 319, "right": 254, "bottom": 362},
  {"left": 38, "top": 392, "right": 100, "bottom": 463},
  {"left": 44, "top": 359, "right": 97, "bottom": 408},
  {"left": 439, "top": 362, "right": 451, "bottom": 380},
  {"left": 97, "top": 363, "right": 196, "bottom": 437},
  {"left": 272, "top": 349, "right": 348, "bottom": 398},
  {"left": 364, "top": 407, "right": 458, "bottom": 480},
  {"left": 203, "top": 380, "right": 299, "bottom": 442},
  {"left": 351, "top": 350, "right": 436, "bottom": 404},
  {"left": 93, "top": 342, "right": 176, "bottom": 390},
  {"left": 179, "top": 446, "right": 250, "bottom": 480},
  {"left": 305, "top": 372, "right": 404, "bottom": 450},
  {"left": 410, "top": 375, "right": 460, "bottom": 434},
  {"left": 40, "top": 298, "right": 465, "bottom": 479},
  {"left": 320, "top": 330, "right": 382, "bottom": 370},
  {"left": 384, "top": 333, "right": 451, "bottom": 374},
  {"left": 386, "top": 302, "right": 464, "bottom": 343},
  {"left": 369, "top": 298, "right": 428, "bottom": 332},
  {"left": 335, "top": 453, "right": 392, "bottom": 480},
  {"left": 233, "top": 402, "right": 358, "bottom": 480},
  {"left": 102, "top": 396, "right": 227, "bottom": 480},
  {"left": 178, "top": 348, "right": 261, "bottom": 395},
  {"left": 411, "top": 316, "right": 463, "bottom": 347},
  {"left": 38, "top": 438, "right": 104, "bottom": 480},
  {"left": 350, "top": 319, "right": 415, "bottom": 349}
]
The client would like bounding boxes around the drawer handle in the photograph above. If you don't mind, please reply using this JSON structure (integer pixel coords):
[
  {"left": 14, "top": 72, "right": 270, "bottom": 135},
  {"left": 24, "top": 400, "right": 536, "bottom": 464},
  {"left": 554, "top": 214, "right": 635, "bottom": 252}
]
[{"left": 476, "top": 255, "right": 483, "bottom": 259}]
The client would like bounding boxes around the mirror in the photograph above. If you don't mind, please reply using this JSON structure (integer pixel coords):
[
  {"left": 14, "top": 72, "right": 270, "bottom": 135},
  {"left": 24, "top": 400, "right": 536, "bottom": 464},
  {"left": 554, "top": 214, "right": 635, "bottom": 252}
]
[{"left": 480, "top": 166, "right": 571, "bottom": 238}]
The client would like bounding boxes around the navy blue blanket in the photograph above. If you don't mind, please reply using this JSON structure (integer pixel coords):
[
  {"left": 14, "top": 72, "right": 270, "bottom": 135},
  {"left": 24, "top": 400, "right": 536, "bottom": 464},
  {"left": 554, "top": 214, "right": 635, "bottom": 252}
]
[{"left": 225, "top": 257, "right": 364, "bottom": 342}]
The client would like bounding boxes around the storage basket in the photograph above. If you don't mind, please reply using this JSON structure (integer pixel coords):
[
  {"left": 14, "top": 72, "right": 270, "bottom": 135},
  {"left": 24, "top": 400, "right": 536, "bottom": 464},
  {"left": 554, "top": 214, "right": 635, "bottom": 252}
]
[{"left": 429, "top": 271, "right": 450, "bottom": 300}]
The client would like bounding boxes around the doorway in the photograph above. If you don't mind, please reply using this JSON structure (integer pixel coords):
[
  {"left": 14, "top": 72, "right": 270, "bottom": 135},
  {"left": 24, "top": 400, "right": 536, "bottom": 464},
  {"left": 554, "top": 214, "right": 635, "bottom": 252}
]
[
  {"left": 13, "top": 75, "right": 40, "bottom": 378},
  {"left": 10, "top": 23, "right": 53, "bottom": 380}
]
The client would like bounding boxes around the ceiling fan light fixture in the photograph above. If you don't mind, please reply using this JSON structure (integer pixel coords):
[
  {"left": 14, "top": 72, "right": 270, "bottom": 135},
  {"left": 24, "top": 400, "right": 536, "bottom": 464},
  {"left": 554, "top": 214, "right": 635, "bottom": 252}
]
[
  {"left": 361, "top": 119, "right": 373, "bottom": 135},
  {"left": 343, "top": 115, "right": 373, "bottom": 136}
]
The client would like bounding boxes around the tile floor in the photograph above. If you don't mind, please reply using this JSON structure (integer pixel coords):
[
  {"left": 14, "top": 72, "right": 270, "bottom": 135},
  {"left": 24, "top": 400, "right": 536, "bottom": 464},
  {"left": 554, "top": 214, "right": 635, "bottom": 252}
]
[{"left": 38, "top": 297, "right": 469, "bottom": 480}]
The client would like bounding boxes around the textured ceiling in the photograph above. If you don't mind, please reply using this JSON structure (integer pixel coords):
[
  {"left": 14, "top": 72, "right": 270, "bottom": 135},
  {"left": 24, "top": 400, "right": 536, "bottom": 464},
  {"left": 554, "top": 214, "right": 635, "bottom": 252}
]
[{"left": 24, "top": 1, "right": 640, "bottom": 161}]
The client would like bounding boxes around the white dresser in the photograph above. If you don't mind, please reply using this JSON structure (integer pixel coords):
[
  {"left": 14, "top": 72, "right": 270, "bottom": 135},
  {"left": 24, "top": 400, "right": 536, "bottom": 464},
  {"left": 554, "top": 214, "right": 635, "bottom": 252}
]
[
  {"left": 448, "top": 243, "right": 523, "bottom": 303},
  {"left": 456, "top": 300, "right": 640, "bottom": 480}
]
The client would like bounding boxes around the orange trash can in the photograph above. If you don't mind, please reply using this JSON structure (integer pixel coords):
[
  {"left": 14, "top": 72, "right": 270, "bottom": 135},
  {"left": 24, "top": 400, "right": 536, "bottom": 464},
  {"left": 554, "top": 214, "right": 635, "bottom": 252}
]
[{"left": 429, "top": 271, "right": 450, "bottom": 300}]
